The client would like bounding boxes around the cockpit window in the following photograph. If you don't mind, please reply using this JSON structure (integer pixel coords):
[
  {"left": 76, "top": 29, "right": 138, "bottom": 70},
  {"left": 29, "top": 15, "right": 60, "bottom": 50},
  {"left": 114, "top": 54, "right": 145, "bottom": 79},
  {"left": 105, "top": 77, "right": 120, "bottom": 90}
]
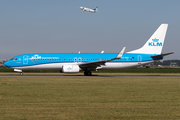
[{"left": 11, "top": 58, "right": 17, "bottom": 60}]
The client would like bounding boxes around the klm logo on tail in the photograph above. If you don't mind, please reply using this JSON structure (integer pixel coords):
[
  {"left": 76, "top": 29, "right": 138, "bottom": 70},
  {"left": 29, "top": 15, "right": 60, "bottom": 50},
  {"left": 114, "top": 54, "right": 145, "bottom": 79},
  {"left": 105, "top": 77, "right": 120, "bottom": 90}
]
[{"left": 149, "top": 38, "right": 162, "bottom": 46}]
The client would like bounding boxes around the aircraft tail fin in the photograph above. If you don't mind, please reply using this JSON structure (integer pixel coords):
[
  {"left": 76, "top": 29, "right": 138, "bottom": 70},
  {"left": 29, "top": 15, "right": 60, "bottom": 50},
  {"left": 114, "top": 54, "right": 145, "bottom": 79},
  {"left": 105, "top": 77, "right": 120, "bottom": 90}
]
[
  {"left": 94, "top": 7, "right": 98, "bottom": 11},
  {"left": 128, "top": 24, "right": 168, "bottom": 54}
]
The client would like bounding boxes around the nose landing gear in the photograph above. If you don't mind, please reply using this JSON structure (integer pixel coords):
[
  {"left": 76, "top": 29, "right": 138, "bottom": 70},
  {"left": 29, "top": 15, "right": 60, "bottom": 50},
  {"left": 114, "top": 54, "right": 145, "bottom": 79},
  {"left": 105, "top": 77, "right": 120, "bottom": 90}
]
[{"left": 20, "top": 72, "right": 23, "bottom": 76}]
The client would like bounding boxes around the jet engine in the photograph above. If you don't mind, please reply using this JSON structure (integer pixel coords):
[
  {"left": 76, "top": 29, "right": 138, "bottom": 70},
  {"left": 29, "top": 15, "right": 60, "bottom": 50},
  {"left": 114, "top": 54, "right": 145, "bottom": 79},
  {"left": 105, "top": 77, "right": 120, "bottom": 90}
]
[{"left": 62, "top": 65, "right": 80, "bottom": 73}]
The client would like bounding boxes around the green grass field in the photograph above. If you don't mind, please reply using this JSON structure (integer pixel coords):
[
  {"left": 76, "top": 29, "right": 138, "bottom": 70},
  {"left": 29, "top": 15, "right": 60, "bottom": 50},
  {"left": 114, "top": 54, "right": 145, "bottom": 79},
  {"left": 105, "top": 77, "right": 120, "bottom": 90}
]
[{"left": 0, "top": 77, "right": 180, "bottom": 119}]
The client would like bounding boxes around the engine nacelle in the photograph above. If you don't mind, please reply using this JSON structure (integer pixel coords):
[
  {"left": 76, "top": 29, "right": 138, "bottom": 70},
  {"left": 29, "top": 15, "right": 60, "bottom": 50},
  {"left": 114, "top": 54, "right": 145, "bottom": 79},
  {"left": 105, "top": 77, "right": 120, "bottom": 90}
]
[{"left": 62, "top": 65, "right": 80, "bottom": 73}]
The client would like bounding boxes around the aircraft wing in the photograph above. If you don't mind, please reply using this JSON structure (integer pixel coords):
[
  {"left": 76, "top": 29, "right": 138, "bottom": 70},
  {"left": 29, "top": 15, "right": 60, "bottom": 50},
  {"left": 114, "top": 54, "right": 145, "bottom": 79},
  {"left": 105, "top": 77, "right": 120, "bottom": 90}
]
[
  {"left": 79, "top": 47, "right": 126, "bottom": 68},
  {"left": 79, "top": 59, "right": 107, "bottom": 68}
]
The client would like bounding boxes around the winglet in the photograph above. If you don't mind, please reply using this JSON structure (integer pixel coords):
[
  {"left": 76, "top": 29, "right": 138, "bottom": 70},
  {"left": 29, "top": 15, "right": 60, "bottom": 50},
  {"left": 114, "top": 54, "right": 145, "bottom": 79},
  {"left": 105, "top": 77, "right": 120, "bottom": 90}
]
[{"left": 115, "top": 47, "right": 126, "bottom": 59}]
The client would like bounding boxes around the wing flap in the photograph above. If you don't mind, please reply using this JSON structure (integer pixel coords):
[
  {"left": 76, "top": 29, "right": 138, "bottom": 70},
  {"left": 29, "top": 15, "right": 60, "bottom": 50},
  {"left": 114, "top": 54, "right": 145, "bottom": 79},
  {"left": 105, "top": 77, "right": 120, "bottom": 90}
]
[{"left": 79, "top": 60, "right": 106, "bottom": 68}]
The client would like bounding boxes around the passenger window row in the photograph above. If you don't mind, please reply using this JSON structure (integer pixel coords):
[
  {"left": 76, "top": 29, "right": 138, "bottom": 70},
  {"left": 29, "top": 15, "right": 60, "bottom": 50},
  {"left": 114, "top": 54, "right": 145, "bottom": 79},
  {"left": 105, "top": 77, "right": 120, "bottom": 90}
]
[
  {"left": 29, "top": 59, "right": 61, "bottom": 61},
  {"left": 29, "top": 58, "right": 133, "bottom": 61}
]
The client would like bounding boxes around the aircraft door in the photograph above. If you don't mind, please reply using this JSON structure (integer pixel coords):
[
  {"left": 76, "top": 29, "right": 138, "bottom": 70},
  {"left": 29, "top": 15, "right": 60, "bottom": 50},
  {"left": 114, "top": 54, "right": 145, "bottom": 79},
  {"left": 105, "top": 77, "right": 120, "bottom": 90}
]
[
  {"left": 23, "top": 55, "right": 28, "bottom": 64},
  {"left": 138, "top": 55, "right": 142, "bottom": 64},
  {"left": 74, "top": 57, "right": 82, "bottom": 63}
]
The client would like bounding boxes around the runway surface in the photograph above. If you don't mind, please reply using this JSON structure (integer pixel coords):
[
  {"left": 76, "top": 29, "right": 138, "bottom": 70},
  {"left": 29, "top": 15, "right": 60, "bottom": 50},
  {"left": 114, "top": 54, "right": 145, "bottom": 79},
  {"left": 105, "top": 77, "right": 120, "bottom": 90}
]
[{"left": 0, "top": 75, "right": 180, "bottom": 78}]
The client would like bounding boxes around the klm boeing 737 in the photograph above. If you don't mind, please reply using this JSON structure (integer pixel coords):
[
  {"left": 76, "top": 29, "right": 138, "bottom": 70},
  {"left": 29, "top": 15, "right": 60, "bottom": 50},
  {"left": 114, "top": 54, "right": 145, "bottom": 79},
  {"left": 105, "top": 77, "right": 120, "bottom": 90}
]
[
  {"left": 80, "top": 6, "right": 98, "bottom": 13},
  {"left": 4, "top": 24, "right": 174, "bottom": 76}
]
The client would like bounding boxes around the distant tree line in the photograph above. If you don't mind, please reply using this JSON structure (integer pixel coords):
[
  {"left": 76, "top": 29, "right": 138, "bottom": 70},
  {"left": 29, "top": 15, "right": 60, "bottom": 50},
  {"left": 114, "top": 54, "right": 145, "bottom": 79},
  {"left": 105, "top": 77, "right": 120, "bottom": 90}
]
[{"left": 154, "top": 60, "right": 180, "bottom": 66}]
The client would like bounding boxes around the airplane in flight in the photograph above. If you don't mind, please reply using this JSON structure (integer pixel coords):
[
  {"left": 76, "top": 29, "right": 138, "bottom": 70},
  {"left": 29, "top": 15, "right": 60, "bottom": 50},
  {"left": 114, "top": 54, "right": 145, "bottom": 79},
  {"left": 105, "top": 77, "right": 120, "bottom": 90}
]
[
  {"left": 80, "top": 6, "right": 98, "bottom": 13},
  {"left": 4, "top": 24, "right": 174, "bottom": 76}
]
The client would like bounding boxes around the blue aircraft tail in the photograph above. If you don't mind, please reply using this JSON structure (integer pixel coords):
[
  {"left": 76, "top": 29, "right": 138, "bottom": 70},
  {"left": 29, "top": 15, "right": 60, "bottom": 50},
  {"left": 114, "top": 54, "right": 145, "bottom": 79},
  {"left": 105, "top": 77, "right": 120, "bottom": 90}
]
[{"left": 94, "top": 7, "right": 98, "bottom": 11}]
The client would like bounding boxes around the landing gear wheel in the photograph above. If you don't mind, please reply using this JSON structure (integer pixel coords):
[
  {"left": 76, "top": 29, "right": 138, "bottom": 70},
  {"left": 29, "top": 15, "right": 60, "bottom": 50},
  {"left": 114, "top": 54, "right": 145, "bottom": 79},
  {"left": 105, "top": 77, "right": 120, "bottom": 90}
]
[
  {"left": 84, "top": 71, "right": 92, "bottom": 76},
  {"left": 87, "top": 71, "right": 92, "bottom": 76},
  {"left": 20, "top": 72, "right": 23, "bottom": 76}
]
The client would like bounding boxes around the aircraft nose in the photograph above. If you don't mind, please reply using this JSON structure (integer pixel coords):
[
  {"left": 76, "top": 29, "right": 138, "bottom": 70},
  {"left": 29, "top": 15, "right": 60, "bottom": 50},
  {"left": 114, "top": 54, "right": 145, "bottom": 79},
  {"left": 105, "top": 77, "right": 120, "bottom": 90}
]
[
  {"left": 80, "top": 7, "right": 83, "bottom": 9},
  {"left": 4, "top": 61, "right": 10, "bottom": 67}
]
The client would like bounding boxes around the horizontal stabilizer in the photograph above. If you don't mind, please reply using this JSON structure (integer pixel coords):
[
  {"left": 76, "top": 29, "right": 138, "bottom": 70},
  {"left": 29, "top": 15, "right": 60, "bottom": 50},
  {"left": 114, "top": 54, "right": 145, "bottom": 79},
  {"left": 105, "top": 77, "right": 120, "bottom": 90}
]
[{"left": 151, "top": 52, "right": 174, "bottom": 58}]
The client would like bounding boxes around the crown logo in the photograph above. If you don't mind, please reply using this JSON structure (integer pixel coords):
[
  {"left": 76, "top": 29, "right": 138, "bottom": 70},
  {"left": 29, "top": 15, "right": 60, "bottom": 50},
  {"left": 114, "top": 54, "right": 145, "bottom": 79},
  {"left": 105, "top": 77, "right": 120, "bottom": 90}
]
[
  {"left": 67, "top": 67, "right": 72, "bottom": 70},
  {"left": 152, "top": 38, "right": 159, "bottom": 42}
]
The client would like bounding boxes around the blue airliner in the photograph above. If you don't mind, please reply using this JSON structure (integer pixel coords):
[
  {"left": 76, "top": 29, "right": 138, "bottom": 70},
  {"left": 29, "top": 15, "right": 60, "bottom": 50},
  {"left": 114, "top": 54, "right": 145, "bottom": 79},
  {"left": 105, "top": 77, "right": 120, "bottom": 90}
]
[{"left": 4, "top": 24, "right": 174, "bottom": 76}]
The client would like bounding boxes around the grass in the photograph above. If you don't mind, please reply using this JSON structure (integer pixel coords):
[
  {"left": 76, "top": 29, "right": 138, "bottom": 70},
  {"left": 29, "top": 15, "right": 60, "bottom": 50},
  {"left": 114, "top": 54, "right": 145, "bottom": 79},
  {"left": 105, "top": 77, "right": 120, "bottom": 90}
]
[
  {"left": 1, "top": 72, "right": 180, "bottom": 76},
  {"left": 0, "top": 77, "right": 180, "bottom": 119}
]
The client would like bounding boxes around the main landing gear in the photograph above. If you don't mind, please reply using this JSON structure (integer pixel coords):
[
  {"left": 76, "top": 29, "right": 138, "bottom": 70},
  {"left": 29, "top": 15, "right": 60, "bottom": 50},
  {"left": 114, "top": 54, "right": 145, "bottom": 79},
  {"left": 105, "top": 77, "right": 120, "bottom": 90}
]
[{"left": 84, "top": 71, "right": 92, "bottom": 76}]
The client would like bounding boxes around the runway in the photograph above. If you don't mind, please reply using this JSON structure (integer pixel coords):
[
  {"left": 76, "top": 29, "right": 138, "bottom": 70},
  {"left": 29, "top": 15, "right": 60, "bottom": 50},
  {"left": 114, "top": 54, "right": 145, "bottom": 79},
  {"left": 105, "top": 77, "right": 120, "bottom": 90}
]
[{"left": 0, "top": 75, "right": 180, "bottom": 78}]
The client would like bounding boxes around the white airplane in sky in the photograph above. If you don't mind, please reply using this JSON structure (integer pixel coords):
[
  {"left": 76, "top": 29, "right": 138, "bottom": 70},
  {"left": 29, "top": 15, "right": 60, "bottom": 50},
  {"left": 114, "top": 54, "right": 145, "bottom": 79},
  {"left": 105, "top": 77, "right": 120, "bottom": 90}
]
[{"left": 80, "top": 6, "right": 98, "bottom": 13}]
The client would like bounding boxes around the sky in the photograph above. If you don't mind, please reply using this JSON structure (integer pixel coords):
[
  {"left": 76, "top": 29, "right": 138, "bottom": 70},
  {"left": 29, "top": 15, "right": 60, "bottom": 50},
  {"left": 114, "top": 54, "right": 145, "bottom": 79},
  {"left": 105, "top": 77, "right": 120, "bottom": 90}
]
[{"left": 0, "top": 0, "right": 180, "bottom": 60}]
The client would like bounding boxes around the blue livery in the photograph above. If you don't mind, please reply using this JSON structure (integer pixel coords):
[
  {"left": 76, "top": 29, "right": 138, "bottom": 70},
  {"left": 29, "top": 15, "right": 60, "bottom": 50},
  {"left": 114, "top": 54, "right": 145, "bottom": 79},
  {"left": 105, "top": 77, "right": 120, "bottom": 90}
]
[{"left": 4, "top": 24, "right": 173, "bottom": 76}]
